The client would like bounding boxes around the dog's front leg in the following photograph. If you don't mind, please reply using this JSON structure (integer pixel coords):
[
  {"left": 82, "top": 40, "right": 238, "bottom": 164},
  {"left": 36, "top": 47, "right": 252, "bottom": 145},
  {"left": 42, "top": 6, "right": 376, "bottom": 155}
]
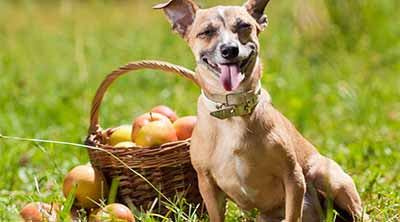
[
  {"left": 198, "top": 172, "right": 226, "bottom": 222},
  {"left": 283, "top": 164, "right": 306, "bottom": 222}
]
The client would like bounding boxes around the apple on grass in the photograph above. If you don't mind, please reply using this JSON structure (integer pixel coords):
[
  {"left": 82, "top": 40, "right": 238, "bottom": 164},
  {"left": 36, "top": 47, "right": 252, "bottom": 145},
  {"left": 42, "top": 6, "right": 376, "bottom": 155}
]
[
  {"left": 150, "top": 105, "right": 178, "bottom": 122},
  {"left": 88, "top": 208, "right": 101, "bottom": 222},
  {"left": 109, "top": 125, "right": 132, "bottom": 146},
  {"left": 63, "top": 164, "right": 108, "bottom": 209},
  {"left": 173, "top": 116, "right": 197, "bottom": 140},
  {"left": 20, "top": 202, "right": 59, "bottom": 222},
  {"left": 91, "top": 203, "right": 135, "bottom": 222}
]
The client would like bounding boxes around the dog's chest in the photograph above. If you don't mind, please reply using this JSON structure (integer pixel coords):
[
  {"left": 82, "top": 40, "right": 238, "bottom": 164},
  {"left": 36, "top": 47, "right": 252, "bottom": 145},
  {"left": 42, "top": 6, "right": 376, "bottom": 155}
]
[{"left": 210, "top": 119, "right": 285, "bottom": 210}]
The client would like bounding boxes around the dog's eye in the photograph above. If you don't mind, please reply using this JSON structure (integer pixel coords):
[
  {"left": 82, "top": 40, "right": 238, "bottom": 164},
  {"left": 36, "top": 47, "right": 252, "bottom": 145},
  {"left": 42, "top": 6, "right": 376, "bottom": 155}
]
[
  {"left": 197, "top": 28, "right": 217, "bottom": 38},
  {"left": 237, "top": 23, "right": 252, "bottom": 32}
]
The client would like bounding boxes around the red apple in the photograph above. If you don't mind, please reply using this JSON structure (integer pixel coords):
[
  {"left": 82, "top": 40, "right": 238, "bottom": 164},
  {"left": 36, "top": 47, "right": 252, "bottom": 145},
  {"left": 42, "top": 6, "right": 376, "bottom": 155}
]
[
  {"left": 20, "top": 202, "right": 58, "bottom": 222},
  {"left": 88, "top": 208, "right": 101, "bottom": 222},
  {"left": 131, "top": 112, "right": 171, "bottom": 141},
  {"left": 63, "top": 164, "right": 108, "bottom": 209},
  {"left": 135, "top": 120, "right": 178, "bottom": 147},
  {"left": 173, "top": 116, "right": 197, "bottom": 140},
  {"left": 151, "top": 105, "right": 178, "bottom": 122},
  {"left": 94, "top": 203, "right": 135, "bottom": 222}
]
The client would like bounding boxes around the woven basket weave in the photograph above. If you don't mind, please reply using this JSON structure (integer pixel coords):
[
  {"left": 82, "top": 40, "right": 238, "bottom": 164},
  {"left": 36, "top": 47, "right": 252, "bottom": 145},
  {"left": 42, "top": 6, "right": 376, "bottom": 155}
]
[{"left": 85, "top": 60, "right": 202, "bottom": 214}]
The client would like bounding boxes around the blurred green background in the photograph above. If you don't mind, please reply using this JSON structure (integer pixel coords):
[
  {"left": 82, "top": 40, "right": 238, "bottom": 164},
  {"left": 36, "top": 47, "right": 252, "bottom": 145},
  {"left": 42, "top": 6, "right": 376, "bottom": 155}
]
[{"left": 0, "top": 0, "right": 399, "bottom": 221}]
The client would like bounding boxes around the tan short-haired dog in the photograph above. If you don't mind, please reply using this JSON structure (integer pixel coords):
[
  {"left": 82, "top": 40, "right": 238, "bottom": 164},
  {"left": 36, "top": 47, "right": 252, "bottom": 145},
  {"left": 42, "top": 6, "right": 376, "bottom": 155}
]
[{"left": 155, "top": 0, "right": 366, "bottom": 221}]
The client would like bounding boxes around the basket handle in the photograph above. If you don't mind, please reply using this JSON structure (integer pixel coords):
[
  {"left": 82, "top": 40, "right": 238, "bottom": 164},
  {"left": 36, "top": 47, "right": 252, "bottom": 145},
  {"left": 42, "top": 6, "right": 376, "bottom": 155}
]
[{"left": 88, "top": 60, "right": 199, "bottom": 134}]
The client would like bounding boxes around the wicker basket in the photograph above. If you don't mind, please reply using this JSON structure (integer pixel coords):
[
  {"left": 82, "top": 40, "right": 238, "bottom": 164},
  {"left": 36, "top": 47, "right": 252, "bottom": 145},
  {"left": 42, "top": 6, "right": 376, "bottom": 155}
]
[{"left": 85, "top": 60, "right": 202, "bottom": 214}]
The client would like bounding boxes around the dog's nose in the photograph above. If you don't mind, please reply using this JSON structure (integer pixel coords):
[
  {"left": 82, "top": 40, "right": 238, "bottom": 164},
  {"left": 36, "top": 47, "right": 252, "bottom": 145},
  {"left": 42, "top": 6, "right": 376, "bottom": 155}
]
[{"left": 220, "top": 44, "right": 239, "bottom": 60}]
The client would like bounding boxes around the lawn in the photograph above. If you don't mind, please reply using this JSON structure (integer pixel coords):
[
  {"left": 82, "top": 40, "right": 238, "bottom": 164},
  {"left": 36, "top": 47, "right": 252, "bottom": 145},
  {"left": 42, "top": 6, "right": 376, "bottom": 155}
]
[{"left": 0, "top": 0, "right": 399, "bottom": 221}]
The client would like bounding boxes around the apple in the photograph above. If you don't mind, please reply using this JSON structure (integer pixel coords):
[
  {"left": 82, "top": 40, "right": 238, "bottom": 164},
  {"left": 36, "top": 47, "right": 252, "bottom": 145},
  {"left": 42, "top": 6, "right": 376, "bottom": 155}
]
[
  {"left": 20, "top": 202, "right": 58, "bottom": 222},
  {"left": 63, "top": 164, "right": 108, "bottom": 209},
  {"left": 88, "top": 208, "right": 101, "bottom": 222},
  {"left": 173, "top": 116, "right": 197, "bottom": 140},
  {"left": 150, "top": 105, "right": 178, "bottom": 122},
  {"left": 131, "top": 112, "right": 171, "bottom": 141},
  {"left": 109, "top": 125, "right": 132, "bottom": 146},
  {"left": 114, "top": 141, "right": 136, "bottom": 148},
  {"left": 135, "top": 119, "right": 178, "bottom": 147},
  {"left": 94, "top": 203, "right": 135, "bottom": 222}
]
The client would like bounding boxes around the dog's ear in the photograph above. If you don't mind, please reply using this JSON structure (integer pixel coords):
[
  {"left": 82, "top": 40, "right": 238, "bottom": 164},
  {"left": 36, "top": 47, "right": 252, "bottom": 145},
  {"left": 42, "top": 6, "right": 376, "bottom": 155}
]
[
  {"left": 244, "top": 0, "right": 270, "bottom": 30},
  {"left": 154, "top": 0, "right": 199, "bottom": 38}
]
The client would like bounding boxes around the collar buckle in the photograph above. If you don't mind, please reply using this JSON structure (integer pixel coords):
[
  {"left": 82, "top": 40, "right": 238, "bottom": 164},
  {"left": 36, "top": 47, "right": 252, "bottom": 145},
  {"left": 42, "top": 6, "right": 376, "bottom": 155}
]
[
  {"left": 225, "top": 92, "right": 241, "bottom": 106},
  {"left": 209, "top": 88, "right": 261, "bottom": 120},
  {"left": 202, "top": 81, "right": 262, "bottom": 120}
]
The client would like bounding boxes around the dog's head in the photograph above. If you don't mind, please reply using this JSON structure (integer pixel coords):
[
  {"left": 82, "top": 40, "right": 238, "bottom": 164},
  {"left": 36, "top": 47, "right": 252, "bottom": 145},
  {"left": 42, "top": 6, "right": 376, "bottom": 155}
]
[{"left": 155, "top": 0, "right": 270, "bottom": 94}]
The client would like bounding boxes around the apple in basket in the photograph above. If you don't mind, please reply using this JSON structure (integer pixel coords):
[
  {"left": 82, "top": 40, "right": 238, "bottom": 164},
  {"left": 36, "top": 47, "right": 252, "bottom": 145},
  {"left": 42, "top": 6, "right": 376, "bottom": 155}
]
[
  {"left": 90, "top": 203, "right": 135, "bottom": 222},
  {"left": 150, "top": 105, "right": 178, "bottom": 122},
  {"left": 20, "top": 202, "right": 59, "bottom": 222},
  {"left": 131, "top": 112, "right": 177, "bottom": 147},
  {"left": 109, "top": 125, "right": 132, "bottom": 146},
  {"left": 114, "top": 141, "right": 136, "bottom": 148},
  {"left": 131, "top": 112, "right": 171, "bottom": 139},
  {"left": 173, "top": 116, "right": 197, "bottom": 140},
  {"left": 63, "top": 164, "right": 108, "bottom": 209}
]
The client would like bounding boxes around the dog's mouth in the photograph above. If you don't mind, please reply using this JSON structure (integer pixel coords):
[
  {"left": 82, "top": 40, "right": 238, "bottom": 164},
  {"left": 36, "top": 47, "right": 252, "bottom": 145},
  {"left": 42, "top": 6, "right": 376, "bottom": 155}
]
[{"left": 202, "top": 52, "right": 254, "bottom": 91}]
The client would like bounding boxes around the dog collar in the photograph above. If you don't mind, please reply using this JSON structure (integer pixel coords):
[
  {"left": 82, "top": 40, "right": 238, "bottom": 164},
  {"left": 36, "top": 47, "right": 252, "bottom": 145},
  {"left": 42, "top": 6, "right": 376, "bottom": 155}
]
[{"left": 201, "top": 82, "right": 262, "bottom": 119}]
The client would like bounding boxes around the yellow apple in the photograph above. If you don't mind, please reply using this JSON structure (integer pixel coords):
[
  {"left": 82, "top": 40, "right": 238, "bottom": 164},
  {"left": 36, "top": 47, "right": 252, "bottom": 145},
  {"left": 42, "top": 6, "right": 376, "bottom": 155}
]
[
  {"left": 109, "top": 125, "right": 132, "bottom": 146},
  {"left": 63, "top": 165, "right": 108, "bottom": 209},
  {"left": 114, "top": 141, "right": 136, "bottom": 148}
]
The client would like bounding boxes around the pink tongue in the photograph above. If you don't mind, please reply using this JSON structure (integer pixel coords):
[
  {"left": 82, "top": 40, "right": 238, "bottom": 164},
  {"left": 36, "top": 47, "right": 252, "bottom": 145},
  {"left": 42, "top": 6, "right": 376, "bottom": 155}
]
[{"left": 219, "top": 64, "right": 244, "bottom": 91}]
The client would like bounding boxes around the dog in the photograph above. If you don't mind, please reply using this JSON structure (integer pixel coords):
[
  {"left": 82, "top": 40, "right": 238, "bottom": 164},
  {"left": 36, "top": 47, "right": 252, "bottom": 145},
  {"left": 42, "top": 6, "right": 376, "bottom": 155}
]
[{"left": 155, "top": 0, "right": 366, "bottom": 221}]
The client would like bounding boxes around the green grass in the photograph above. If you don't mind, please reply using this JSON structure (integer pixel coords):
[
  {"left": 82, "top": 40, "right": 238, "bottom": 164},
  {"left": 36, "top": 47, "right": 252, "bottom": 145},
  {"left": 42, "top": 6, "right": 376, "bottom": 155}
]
[{"left": 0, "top": 0, "right": 399, "bottom": 221}]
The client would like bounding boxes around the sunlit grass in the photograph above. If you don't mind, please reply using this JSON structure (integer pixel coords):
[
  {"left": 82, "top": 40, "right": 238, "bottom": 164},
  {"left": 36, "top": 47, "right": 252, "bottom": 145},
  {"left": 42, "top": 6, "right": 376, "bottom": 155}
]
[{"left": 0, "top": 0, "right": 399, "bottom": 221}]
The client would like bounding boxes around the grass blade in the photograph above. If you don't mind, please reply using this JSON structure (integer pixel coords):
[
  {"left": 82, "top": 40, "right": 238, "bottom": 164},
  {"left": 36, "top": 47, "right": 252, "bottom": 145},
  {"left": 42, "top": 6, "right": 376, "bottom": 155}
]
[
  {"left": 108, "top": 177, "right": 120, "bottom": 204},
  {"left": 58, "top": 183, "right": 77, "bottom": 221}
]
